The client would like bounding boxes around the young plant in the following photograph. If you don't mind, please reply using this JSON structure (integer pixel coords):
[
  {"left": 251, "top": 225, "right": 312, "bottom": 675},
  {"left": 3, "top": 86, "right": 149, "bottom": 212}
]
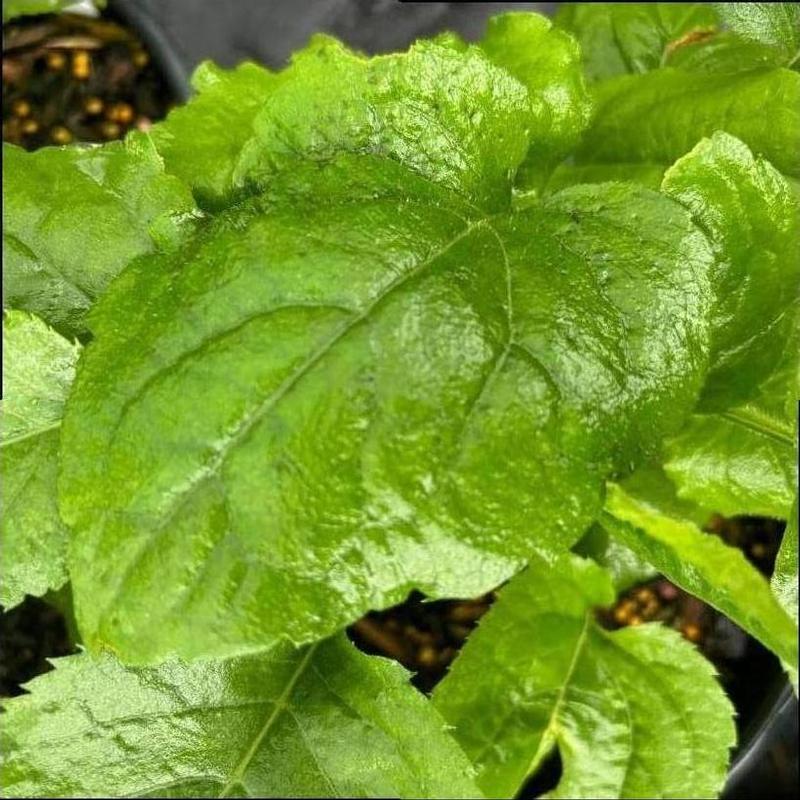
[{"left": 1, "top": 4, "right": 798, "bottom": 798}]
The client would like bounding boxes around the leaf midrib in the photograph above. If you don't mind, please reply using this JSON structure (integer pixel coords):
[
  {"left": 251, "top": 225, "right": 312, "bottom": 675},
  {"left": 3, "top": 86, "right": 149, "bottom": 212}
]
[
  {"left": 96, "top": 215, "right": 497, "bottom": 628},
  {"left": 218, "top": 643, "right": 319, "bottom": 798},
  {"left": 720, "top": 407, "right": 795, "bottom": 447}
]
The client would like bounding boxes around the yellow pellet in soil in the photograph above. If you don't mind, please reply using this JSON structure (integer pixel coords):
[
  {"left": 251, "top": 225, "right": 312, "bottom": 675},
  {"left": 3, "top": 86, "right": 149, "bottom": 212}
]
[
  {"left": 50, "top": 125, "right": 72, "bottom": 144},
  {"left": 72, "top": 51, "right": 91, "bottom": 80},
  {"left": 46, "top": 50, "right": 67, "bottom": 70}
]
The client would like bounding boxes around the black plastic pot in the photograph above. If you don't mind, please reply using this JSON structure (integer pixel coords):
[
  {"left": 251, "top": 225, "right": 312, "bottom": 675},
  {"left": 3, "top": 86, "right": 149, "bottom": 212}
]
[{"left": 99, "top": 2, "right": 799, "bottom": 797}]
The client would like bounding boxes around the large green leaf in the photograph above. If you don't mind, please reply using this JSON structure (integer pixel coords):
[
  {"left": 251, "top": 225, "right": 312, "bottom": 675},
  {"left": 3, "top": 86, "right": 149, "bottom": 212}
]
[
  {"left": 153, "top": 15, "right": 590, "bottom": 210},
  {"left": 151, "top": 62, "right": 277, "bottom": 210},
  {"left": 602, "top": 476, "right": 799, "bottom": 671},
  {"left": 58, "top": 151, "right": 713, "bottom": 664},
  {"left": 578, "top": 65, "right": 800, "bottom": 179},
  {"left": 0, "top": 636, "right": 481, "bottom": 798},
  {"left": 433, "top": 554, "right": 735, "bottom": 799},
  {"left": 715, "top": 3, "right": 800, "bottom": 65},
  {"left": 1, "top": 310, "right": 79, "bottom": 609},
  {"left": 554, "top": 3, "right": 719, "bottom": 82},
  {"left": 2, "top": 134, "right": 198, "bottom": 338}
]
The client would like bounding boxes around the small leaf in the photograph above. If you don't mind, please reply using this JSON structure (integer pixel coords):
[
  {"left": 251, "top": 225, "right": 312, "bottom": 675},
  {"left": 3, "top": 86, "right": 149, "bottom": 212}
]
[
  {"left": 0, "top": 636, "right": 482, "bottom": 799},
  {"left": 433, "top": 553, "right": 735, "bottom": 799},
  {"left": 554, "top": 3, "right": 719, "bottom": 82},
  {"left": 476, "top": 12, "right": 592, "bottom": 189},
  {"left": 1, "top": 310, "right": 80, "bottom": 609},
  {"left": 602, "top": 476, "right": 799, "bottom": 671},
  {"left": 579, "top": 67, "right": 800, "bottom": 180},
  {"left": 3, "top": 134, "right": 198, "bottom": 338},
  {"left": 715, "top": 3, "right": 800, "bottom": 65},
  {"left": 151, "top": 61, "right": 278, "bottom": 210},
  {"left": 2, "top": 0, "right": 103, "bottom": 22},
  {"left": 773, "top": 496, "right": 799, "bottom": 689}
]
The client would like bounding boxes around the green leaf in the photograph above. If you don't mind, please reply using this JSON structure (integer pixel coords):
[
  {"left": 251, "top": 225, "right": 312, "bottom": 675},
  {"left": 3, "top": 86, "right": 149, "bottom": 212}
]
[
  {"left": 661, "top": 132, "right": 800, "bottom": 409},
  {"left": 476, "top": 12, "right": 592, "bottom": 190},
  {"left": 232, "top": 36, "right": 533, "bottom": 213},
  {"left": 660, "top": 133, "right": 799, "bottom": 518},
  {"left": 665, "top": 29, "right": 787, "bottom": 73},
  {"left": 0, "top": 635, "right": 482, "bottom": 799},
  {"left": 579, "top": 66, "right": 800, "bottom": 179},
  {"left": 773, "top": 497, "right": 799, "bottom": 689},
  {"left": 433, "top": 554, "right": 735, "bottom": 799},
  {"left": 554, "top": 3, "right": 719, "bottom": 82},
  {"left": 664, "top": 405, "right": 797, "bottom": 519},
  {"left": 151, "top": 61, "right": 278, "bottom": 210},
  {"left": 1, "top": 310, "right": 79, "bottom": 609},
  {"left": 715, "top": 3, "right": 800, "bottom": 65},
  {"left": 602, "top": 477, "right": 799, "bottom": 671},
  {"left": 2, "top": 134, "right": 198, "bottom": 338},
  {"left": 545, "top": 162, "right": 666, "bottom": 194},
  {"left": 58, "top": 153, "right": 714, "bottom": 664},
  {"left": 573, "top": 524, "right": 658, "bottom": 591},
  {"left": 2, "top": 0, "right": 104, "bottom": 22}
]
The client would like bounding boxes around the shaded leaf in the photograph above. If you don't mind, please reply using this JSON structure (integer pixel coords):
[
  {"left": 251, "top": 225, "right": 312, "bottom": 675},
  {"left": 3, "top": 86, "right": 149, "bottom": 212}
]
[
  {"left": 433, "top": 553, "right": 735, "bottom": 799},
  {"left": 1, "top": 310, "right": 79, "bottom": 609},
  {"left": 2, "top": 134, "right": 198, "bottom": 338},
  {"left": 602, "top": 477, "right": 799, "bottom": 671},
  {"left": 554, "top": 3, "right": 719, "bottom": 82},
  {"left": 0, "top": 636, "right": 481, "bottom": 799}
]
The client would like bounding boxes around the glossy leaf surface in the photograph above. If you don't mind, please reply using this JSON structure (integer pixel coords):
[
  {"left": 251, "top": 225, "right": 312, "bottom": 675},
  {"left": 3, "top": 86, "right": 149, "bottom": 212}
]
[
  {"left": 0, "top": 636, "right": 481, "bottom": 798},
  {"left": 433, "top": 554, "right": 735, "bottom": 799},
  {"left": 1, "top": 310, "right": 79, "bottom": 608},
  {"left": 2, "top": 135, "right": 197, "bottom": 338},
  {"left": 603, "top": 477, "right": 799, "bottom": 670},
  {"left": 715, "top": 3, "right": 800, "bottom": 65},
  {"left": 59, "top": 153, "right": 713, "bottom": 663}
]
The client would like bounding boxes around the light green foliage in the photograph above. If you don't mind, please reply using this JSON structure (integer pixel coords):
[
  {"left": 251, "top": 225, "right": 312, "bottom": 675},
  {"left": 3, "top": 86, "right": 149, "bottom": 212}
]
[
  {"left": 151, "top": 62, "right": 278, "bottom": 210},
  {"left": 715, "top": 3, "right": 800, "bottom": 65},
  {"left": 660, "top": 133, "right": 799, "bottom": 518},
  {"left": 58, "top": 152, "right": 713, "bottom": 663},
  {"left": 0, "top": 635, "right": 481, "bottom": 798},
  {"left": 2, "top": 134, "right": 198, "bottom": 338},
  {"left": 661, "top": 132, "right": 800, "bottom": 408},
  {"left": 773, "top": 497, "right": 799, "bottom": 689},
  {"left": 3, "top": 8, "right": 799, "bottom": 798},
  {"left": 1, "top": 311, "right": 79, "bottom": 608},
  {"left": 603, "top": 477, "right": 799, "bottom": 671},
  {"left": 477, "top": 12, "right": 591, "bottom": 189},
  {"left": 232, "top": 36, "right": 532, "bottom": 212},
  {"left": 554, "top": 3, "right": 719, "bottom": 81},
  {"left": 433, "top": 554, "right": 735, "bottom": 799},
  {"left": 580, "top": 66, "right": 800, "bottom": 179}
]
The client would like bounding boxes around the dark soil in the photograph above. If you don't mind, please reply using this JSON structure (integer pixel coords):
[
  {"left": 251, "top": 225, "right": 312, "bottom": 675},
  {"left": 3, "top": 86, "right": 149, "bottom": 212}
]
[{"left": 2, "top": 11, "right": 173, "bottom": 149}]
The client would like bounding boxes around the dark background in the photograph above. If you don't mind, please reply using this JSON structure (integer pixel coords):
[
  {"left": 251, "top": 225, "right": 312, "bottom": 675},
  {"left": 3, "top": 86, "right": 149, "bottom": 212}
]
[{"left": 105, "top": 2, "right": 799, "bottom": 798}]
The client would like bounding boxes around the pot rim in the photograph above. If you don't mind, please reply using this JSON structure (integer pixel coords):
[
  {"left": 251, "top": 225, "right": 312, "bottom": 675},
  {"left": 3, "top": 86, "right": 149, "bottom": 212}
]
[{"left": 106, "top": 0, "right": 191, "bottom": 102}]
